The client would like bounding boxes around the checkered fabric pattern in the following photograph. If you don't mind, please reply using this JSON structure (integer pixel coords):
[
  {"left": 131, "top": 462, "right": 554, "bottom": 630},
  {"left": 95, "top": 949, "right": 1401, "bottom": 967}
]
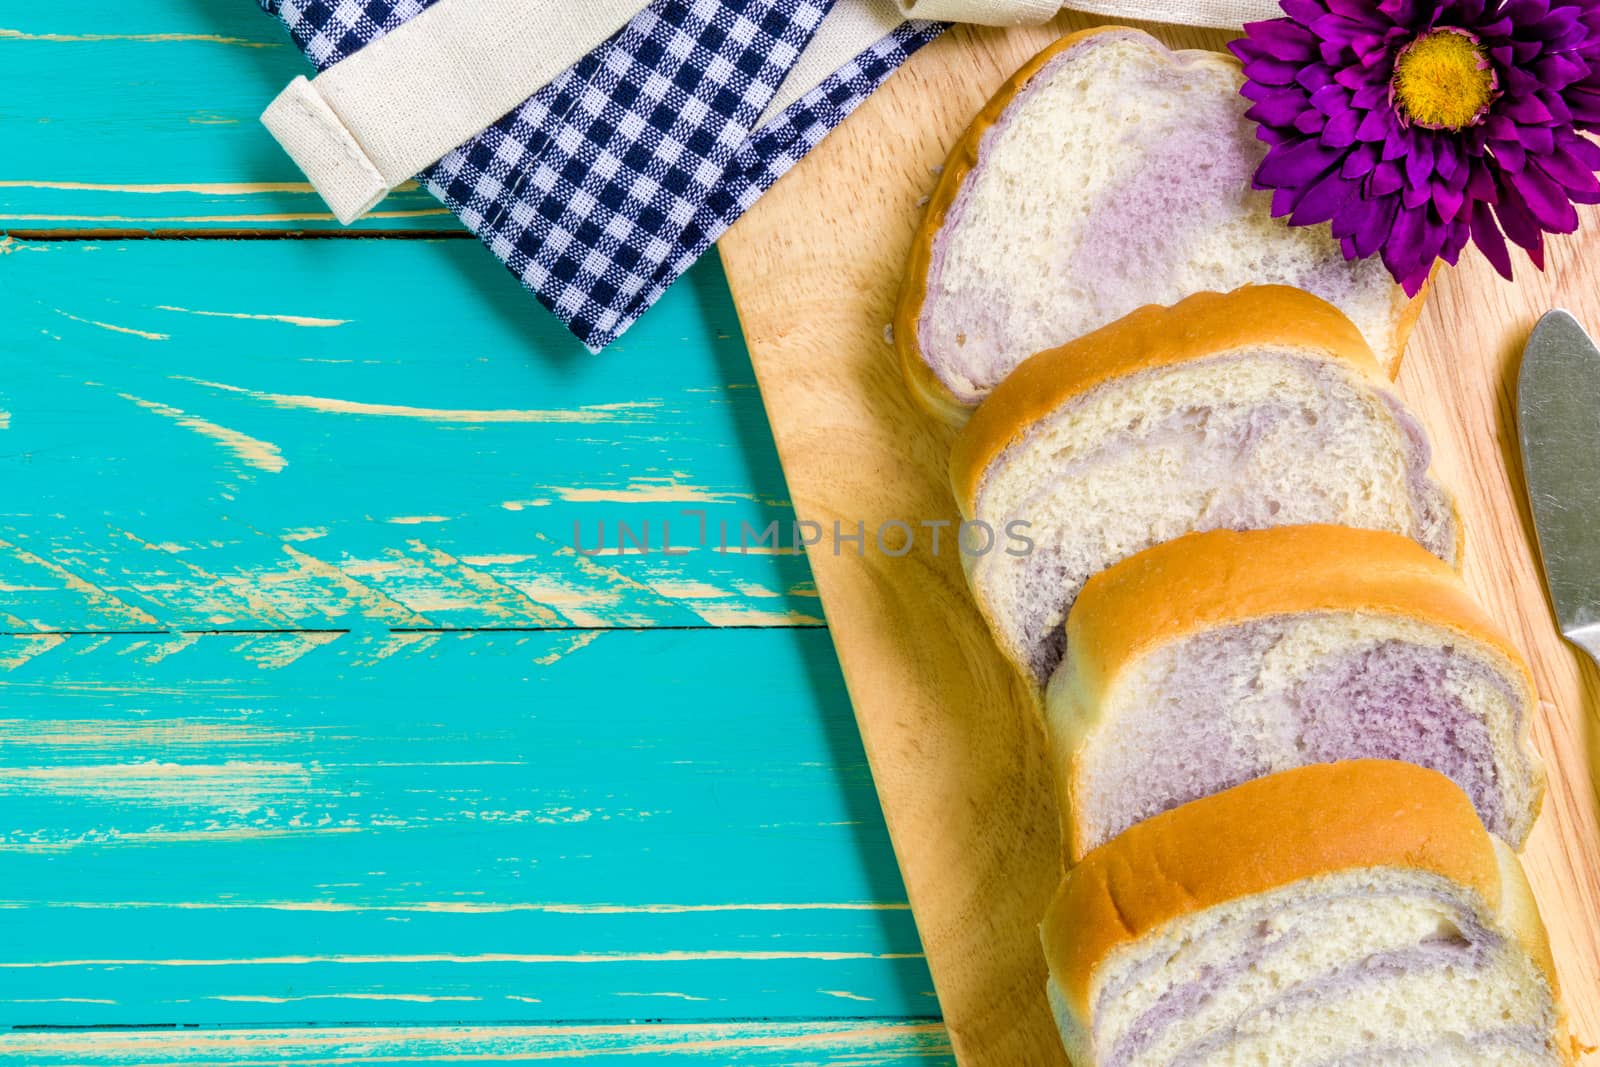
[{"left": 261, "top": 0, "right": 944, "bottom": 350}]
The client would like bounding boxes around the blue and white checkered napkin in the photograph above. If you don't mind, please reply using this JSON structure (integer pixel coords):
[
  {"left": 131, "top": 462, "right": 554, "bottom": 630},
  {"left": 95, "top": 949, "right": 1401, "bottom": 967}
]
[{"left": 260, "top": 0, "right": 944, "bottom": 351}]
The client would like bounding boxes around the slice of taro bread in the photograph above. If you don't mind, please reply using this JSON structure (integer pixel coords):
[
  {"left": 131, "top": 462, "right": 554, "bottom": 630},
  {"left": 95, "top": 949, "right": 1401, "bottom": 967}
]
[
  {"left": 895, "top": 26, "right": 1422, "bottom": 424},
  {"left": 1046, "top": 525, "right": 1545, "bottom": 861},
  {"left": 949, "top": 286, "right": 1459, "bottom": 689},
  {"left": 1042, "top": 761, "right": 1576, "bottom": 1067}
]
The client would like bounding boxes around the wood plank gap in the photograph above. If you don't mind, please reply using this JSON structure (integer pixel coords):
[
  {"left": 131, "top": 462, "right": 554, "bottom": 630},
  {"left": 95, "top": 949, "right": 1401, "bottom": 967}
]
[
  {"left": 11, "top": 1015, "right": 946, "bottom": 1033},
  {"left": 2, "top": 622, "right": 827, "bottom": 638}
]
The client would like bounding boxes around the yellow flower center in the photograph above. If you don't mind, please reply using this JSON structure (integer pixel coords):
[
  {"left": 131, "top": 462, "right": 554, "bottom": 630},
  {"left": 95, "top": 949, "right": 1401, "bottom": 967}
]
[{"left": 1393, "top": 28, "right": 1496, "bottom": 130}]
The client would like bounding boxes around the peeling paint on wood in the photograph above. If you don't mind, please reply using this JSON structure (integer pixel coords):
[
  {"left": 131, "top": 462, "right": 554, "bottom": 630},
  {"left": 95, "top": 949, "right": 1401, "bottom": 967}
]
[
  {"left": 54, "top": 308, "right": 169, "bottom": 341},
  {"left": 178, "top": 375, "right": 663, "bottom": 424},
  {"left": 0, "top": 27, "right": 278, "bottom": 46},
  {"left": 0, "top": 1020, "right": 953, "bottom": 1065},
  {"left": 116, "top": 391, "right": 288, "bottom": 474},
  {"left": 153, "top": 304, "right": 350, "bottom": 328},
  {"left": 0, "top": 5, "right": 933, "bottom": 1059},
  {"left": 0, "top": 242, "right": 817, "bottom": 632},
  {"left": 0, "top": 630, "right": 931, "bottom": 1026},
  {"left": 0, "top": 7, "right": 453, "bottom": 232}
]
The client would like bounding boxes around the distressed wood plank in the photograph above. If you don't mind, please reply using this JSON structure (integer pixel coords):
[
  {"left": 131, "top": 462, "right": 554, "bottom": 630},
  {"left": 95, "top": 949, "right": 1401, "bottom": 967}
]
[
  {"left": 0, "top": 628, "right": 935, "bottom": 1024},
  {"left": 0, "top": 2, "right": 935, "bottom": 1057},
  {"left": 0, "top": 240, "right": 816, "bottom": 632},
  {"left": 0, "top": 1021, "right": 953, "bottom": 1064},
  {"left": 0, "top": 3, "right": 455, "bottom": 232},
  {"left": 718, "top": 12, "right": 1600, "bottom": 1063}
]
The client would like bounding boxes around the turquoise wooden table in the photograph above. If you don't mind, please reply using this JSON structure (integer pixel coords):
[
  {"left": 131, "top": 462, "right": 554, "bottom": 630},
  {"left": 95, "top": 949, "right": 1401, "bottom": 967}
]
[{"left": 0, "top": 4, "right": 952, "bottom": 1061}]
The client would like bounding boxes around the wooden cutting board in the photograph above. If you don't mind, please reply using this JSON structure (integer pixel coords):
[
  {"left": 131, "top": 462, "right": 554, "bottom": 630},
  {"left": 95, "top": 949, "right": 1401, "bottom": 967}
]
[{"left": 719, "top": 12, "right": 1600, "bottom": 1063}]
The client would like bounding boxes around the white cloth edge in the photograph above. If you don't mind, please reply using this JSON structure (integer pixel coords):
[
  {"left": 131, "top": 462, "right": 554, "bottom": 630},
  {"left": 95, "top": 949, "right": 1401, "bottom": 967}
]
[
  {"left": 1056, "top": 0, "right": 1280, "bottom": 29},
  {"left": 261, "top": 0, "right": 647, "bottom": 224},
  {"left": 262, "top": 75, "right": 390, "bottom": 224},
  {"left": 896, "top": 0, "right": 1058, "bottom": 25},
  {"left": 893, "top": 0, "right": 1278, "bottom": 27}
]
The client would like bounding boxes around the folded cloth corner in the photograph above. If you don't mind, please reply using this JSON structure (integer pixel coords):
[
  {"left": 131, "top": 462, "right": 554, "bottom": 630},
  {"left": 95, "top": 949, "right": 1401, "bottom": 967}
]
[{"left": 260, "top": 0, "right": 943, "bottom": 352}]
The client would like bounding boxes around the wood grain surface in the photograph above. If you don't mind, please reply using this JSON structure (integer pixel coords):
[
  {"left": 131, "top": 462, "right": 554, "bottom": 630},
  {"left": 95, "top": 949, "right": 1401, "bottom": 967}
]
[
  {"left": 0, "top": 238, "right": 939, "bottom": 1032},
  {"left": 2, "top": 1020, "right": 952, "bottom": 1065},
  {"left": 0, "top": 629, "right": 929, "bottom": 1024},
  {"left": 0, "top": 4, "right": 451, "bottom": 231},
  {"left": 1, "top": 240, "right": 817, "bottom": 632},
  {"left": 0, "top": 4, "right": 950, "bottom": 1059},
  {"left": 719, "top": 13, "right": 1600, "bottom": 1064}
]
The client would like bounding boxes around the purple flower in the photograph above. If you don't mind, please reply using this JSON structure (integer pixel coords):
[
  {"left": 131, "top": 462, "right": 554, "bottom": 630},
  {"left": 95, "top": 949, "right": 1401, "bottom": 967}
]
[{"left": 1231, "top": 0, "right": 1600, "bottom": 295}]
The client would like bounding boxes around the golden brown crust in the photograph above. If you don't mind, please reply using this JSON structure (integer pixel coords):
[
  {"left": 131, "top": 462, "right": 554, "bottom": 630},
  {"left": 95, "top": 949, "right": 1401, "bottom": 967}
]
[
  {"left": 1067, "top": 524, "right": 1529, "bottom": 702},
  {"left": 1040, "top": 760, "right": 1504, "bottom": 1021},
  {"left": 1387, "top": 265, "right": 1438, "bottom": 379},
  {"left": 894, "top": 25, "right": 1130, "bottom": 427},
  {"left": 1489, "top": 837, "right": 1577, "bottom": 1064},
  {"left": 1055, "top": 525, "right": 1544, "bottom": 858},
  {"left": 948, "top": 285, "right": 1386, "bottom": 514}
]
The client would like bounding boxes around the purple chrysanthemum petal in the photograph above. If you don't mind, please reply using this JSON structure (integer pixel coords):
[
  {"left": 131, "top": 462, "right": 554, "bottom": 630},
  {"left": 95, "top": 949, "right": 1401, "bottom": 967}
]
[
  {"left": 1504, "top": 92, "right": 1557, "bottom": 123},
  {"left": 1257, "top": 137, "right": 1346, "bottom": 186},
  {"left": 1297, "top": 108, "right": 1331, "bottom": 135},
  {"left": 1370, "top": 159, "right": 1408, "bottom": 196},
  {"left": 1322, "top": 108, "right": 1366, "bottom": 146},
  {"left": 1383, "top": 123, "right": 1412, "bottom": 160},
  {"left": 1328, "top": 0, "right": 1382, "bottom": 20},
  {"left": 1434, "top": 135, "right": 1462, "bottom": 177},
  {"left": 1465, "top": 158, "right": 1499, "bottom": 201},
  {"left": 1543, "top": 137, "right": 1600, "bottom": 196},
  {"left": 1465, "top": 199, "right": 1504, "bottom": 275},
  {"left": 1356, "top": 108, "right": 1394, "bottom": 141},
  {"left": 1339, "top": 191, "right": 1402, "bottom": 257},
  {"left": 1342, "top": 141, "right": 1384, "bottom": 178},
  {"left": 1494, "top": 138, "right": 1528, "bottom": 173},
  {"left": 1538, "top": 52, "right": 1588, "bottom": 85},
  {"left": 1291, "top": 167, "right": 1361, "bottom": 224},
  {"left": 1545, "top": 90, "right": 1575, "bottom": 123},
  {"left": 1441, "top": 216, "right": 1474, "bottom": 263},
  {"left": 1433, "top": 179, "right": 1468, "bottom": 220},
  {"left": 1562, "top": 87, "right": 1600, "bottom": 123},
  {"left": 1310, "top": 83, "right": 1353, "bottom": 114},
  {"left": 1522, "top": 125, "right": 1557, "bottom": 157},
  {"left": 1493, "top": 170, "right": 1549, "bottom": 262},
  {"left": 1248, "top": 55, "right": 1311, "bottom": 85},
  {"left": 1248, "top": 91, "right": 1314, "bottom": 126},
  {"left": 1352, "top": 83, "right": 1390, "bottom": 109},
  {"left": 1514, "top": 162, "right": 1583, "bottom": 229},
  {"left": 1405, "top": 135, "right": 1438, "bottom": 187},
  {"left": 1301, "top": 64, "right": 1340, "bottom": 92},
  {"left": 1252, "top": 20, "right": 1322, "bottom": 59},
  {"left": 1278, "top": 0, "right": 1328, "bottom": 23}
]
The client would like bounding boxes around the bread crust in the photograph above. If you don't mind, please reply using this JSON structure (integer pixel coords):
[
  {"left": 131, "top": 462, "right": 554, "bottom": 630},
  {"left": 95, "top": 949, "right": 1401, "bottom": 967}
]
[
  {"left": 1065, "top": 525, "right": 1516, "bottom": 683},
  {"left": 949, "top": 285, "right": 1385, "bottom": 516},
  {"left": 895, "top": 25, "right": 1128, "bottom": 426},
  {"left": 896, "top": 28, "right": 1424, "bottom": 422},
  {"left": 1389, "top": 263, "right": 1440, "bottom": 378},
  {"left": 1052, "top": 525, "right": 1545, "bottom": 855},
  {"left": 1040, "top": 760, "right": 1570, "bottom": 1060},
  {"left": 1491, "top": 836, "right": 1581, "bottom": 1065}
]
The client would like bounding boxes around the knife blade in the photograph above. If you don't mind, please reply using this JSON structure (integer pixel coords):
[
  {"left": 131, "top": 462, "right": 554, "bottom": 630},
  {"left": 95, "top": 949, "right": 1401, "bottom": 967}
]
[{"left": 1518, "top": 308, "right": 1600, "bottom": 664}]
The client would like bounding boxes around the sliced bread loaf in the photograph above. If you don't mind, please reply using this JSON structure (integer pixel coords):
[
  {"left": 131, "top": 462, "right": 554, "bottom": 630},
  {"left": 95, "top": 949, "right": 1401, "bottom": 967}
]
[
  {"left": 950, "top": 286, "right": 1459, "bottom": 687},
  {"left": 1043, "top": 760, "right": 1574, "bottom": 1067},
  {"left": 1048, "top": 525, "right": 1545, "bottom": 859},
  {"left": 896, "top": 26, "right": 1419, "bottom": 422}
]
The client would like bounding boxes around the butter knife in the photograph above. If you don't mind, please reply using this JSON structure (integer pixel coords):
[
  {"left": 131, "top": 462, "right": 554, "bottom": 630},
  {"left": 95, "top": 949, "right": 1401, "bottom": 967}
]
[{"left": 1517, "top": 308, "right": 1600, "bottom": 666}]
